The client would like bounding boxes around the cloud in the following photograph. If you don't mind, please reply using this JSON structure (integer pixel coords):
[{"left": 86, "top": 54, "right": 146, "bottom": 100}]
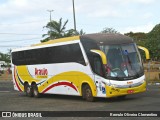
[
  {"left": 142, "top": 13, "right": 153, "bottom": 19},
  {"left": 0, "top": 0, "right": 72, "bottom": 22},
  {"left": 72, "top": 0, "right": 156, "bottom": 19},
  {"left": 116, "top": 0, "right": 155, "bottom": 4},
  {"left": 0, "top": 0, "right": 159, "bottom": 53},
  {"left": 121, "top": 23, "right": 154, "bottom": 33},
  {"left": 88, "top": 10, "right": 121, "bottom": 18},
  {"left": 132, "top": 0, "right": 155, "bottom": 4}
]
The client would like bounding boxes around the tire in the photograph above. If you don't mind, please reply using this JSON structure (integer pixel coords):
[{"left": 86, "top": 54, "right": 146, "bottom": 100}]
[
  {"left": 24, "top": 83, "right": 33, "bottom": 97},
  {"left": 32, "top": 84, "right": 40, "bottom": 98},
  {"left": 82, "top": 84, "right": 95, "bottom": 102}
]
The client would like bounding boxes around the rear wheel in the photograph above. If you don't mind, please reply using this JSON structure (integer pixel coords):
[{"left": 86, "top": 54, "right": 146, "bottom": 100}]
[
  {"left": 82, "top": 84, "right": 95, "bottom": 102},
  {"left": 32, "top": 84, "right": 40, "bottom": 98},
  {"left": 24, "top": 83, "right": 33, "bottom": 97}
]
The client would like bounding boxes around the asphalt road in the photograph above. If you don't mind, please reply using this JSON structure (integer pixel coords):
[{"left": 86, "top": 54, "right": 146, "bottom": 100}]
[{"left": 0, "top": 80, "right": 160, "bottom": 120}]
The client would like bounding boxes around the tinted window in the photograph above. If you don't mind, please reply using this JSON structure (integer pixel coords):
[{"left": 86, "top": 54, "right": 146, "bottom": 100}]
[
  {"left": 12, "top": 43, "right": 85, "bottom": 66},
  {"left": 80, "top": 39, "right": 99, "bottom": 53}
]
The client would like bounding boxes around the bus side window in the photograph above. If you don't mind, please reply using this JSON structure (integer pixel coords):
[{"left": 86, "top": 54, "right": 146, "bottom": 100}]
[
  {"left": 70, "top": 44, "right": 85, "bottom": 65},
  {"left": 93, "top": 56, "right": 104, "bottom": 77}
]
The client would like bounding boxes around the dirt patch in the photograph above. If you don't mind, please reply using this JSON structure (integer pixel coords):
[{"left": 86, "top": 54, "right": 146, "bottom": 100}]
[
  {"left": 0, "top": 71, "right": 12, "bottom": 81},
  {"left": 145, "top": 71, "right": 160, "bottom": 84}
]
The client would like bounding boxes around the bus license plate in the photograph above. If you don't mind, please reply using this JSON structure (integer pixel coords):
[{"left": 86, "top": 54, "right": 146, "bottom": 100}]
[{"left": 127, "top": 90, "right": 134, "bottom": 94}]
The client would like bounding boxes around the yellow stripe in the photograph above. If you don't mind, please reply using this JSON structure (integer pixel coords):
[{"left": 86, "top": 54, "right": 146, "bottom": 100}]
[
  {"left": 90, "top": 49, "right": 107, "bottom": 64},
  {"left": 106, "top": 81, "right": 146, "bottom": 97},
  {"left": 16, "top": 65, "right": 97, "bottom": 96},
  {"left": 38, "top": 71, "right": 97, "bottom": 97},
  {"left": 32, "top": 36, "right": 80, "bottom": 47},
  {"left": 17, "top": 66, "right": 40, "bottom": 83},
  {"left": 138, "top": 46, "right": 150, "bottom": 60}
]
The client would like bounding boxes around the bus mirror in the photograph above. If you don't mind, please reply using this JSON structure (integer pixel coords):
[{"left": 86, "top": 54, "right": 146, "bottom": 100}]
[
  {"left": 90, "top": 49, "right": 107, "bottom": 64},
  {"left": 138, "top": 46, "right": 150, "bottom": 60}
]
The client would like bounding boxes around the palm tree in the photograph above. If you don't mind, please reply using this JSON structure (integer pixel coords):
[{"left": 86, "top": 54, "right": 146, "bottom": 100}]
[{"left": 41, "top": 18, "right": 75, "bottom": 42}]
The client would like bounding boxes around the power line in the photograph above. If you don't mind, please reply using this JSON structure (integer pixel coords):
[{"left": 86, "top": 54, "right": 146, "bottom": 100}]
[
  {"left": 0, "top": 33, "right": 42, "bottom": 35},
  {"left": 0, "top": 45, "right": 28, "bottom": 47},
  {"left": 0, "top": 38, "right": 41, "bottom": 42},
  {"left": 0, "top": 19, "right": 48, "bottom": 26}
]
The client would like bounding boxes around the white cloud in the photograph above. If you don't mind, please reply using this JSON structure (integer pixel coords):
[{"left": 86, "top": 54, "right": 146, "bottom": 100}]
[
  {"left": 88, "top": 10, "right": 121, "bottom": 18},
  {"left": 0, "top": 0, "right": 72, "bottom": 23},
  {"left": 142, "top": 13, "right": 153, "bottom": 19},
  {"left": 11, "top": 0, "right": 28, "bottom": 7},
  {"left": 132, "top": 0, "right": 155, "bottom": 4},
  {"left": 115, "top": 0, "right": 155, "bottom": 4},
  {"left": 121, "top": 23, "right": 154, "bottom": 33},
  {"left": 0, "top": 0, "right": 159, "bottom": 53}
]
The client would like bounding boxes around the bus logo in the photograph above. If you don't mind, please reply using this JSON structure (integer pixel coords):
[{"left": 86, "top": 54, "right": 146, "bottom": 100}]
[
  {"left": 35, "top": 68, "right": 48, "bottom": 78},
  {"left": 127, "top": 81, "right": 133, "bottom": 84}
]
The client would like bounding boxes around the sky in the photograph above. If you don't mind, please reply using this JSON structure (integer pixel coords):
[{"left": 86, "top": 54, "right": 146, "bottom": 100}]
[{"left": 0, "top": 0, "right": 160, "bottom": 53}]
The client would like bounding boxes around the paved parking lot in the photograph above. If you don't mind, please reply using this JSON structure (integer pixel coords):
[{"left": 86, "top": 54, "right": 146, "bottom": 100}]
[{"left": 0, "top": 80, "right": 160, "bottom": 119}]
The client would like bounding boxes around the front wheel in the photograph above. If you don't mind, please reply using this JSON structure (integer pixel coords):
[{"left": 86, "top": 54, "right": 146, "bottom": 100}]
[{"left": 82, "top": 84, "right": 95, "bottom": 102}]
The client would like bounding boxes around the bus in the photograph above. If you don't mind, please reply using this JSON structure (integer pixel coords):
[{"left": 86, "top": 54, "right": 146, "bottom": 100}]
[{"left": 11, "top": 33, "right": 150, "bottom": 102}]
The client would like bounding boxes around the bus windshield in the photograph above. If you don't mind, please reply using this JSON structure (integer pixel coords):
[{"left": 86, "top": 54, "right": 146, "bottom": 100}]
[{"left": 100, "top": 43, "right": 144, "bottom": 80}]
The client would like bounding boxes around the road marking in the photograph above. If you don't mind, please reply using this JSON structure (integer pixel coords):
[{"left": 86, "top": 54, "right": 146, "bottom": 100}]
[{"left": 0, "top": 91, "right": 10, "bottom": 93}]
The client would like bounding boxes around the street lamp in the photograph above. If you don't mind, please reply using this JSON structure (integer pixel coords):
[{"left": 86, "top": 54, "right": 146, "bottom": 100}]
[
  {"left": 47, "top": 10, "right": 54, "bottom": 22},
  {"left": 47, "top": 10, "right": 54, "bottom": 40},
  {"left": 72, "top": 0, "right": 76, "bottom": 31}
]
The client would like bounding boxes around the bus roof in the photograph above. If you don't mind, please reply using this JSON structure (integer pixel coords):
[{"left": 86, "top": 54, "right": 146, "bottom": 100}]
[
  {"left": 80, "top": 33, "right": 134, "bottom": 45},
  {"left": 32, "top": 33, "right": 133, "bottom": 46},
  {"left": 32, "top": 36, "right": 80, "bottom": 47},
  {"left": 32, "top": 33, "right": 133, "bottom": 47},
  {"left": 12, "top": 36, "right": 80, "bottom": 52},
  {"left": 12, "top": 33, "right": 133, "bottom": 52}
]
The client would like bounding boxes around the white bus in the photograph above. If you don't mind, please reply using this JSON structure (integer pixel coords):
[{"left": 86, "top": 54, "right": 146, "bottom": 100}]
[{"left": 11, "top": 33, "right": 149, "bottom": 101}]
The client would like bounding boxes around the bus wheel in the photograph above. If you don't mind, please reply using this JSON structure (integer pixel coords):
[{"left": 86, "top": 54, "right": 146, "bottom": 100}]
[
  {"left": 32, "top": 84, "right": 40, "bottom": 98},
  {"left": 24, "top": 83, "right": 33, "bottom": 97},
  {"left": 82, "top": 84, "right": 94, "bottom": 102}
]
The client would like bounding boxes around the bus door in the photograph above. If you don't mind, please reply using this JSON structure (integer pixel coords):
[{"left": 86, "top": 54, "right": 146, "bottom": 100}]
[{"left": 92, "top": 54, "right": 107, "bottom": 97}]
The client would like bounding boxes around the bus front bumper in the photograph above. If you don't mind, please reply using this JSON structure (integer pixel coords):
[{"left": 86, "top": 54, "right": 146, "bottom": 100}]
[{"left": 106, "top": 81, "right": 146, "bottom": 98}]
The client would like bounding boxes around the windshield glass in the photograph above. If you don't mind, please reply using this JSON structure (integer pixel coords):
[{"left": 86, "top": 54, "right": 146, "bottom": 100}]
[{"left": 100, "top": 43, "right": 144, "bottom": 80}]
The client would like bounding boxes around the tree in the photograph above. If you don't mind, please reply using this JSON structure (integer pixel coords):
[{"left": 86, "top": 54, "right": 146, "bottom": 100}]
[
  {"left": 41, "top": 18, "right": 70, "bottom": 42},
  {"left": 145, "top": 24, "right": 160, "bottom": 61},
  {"left": 125, "top": 32, "right": 147, "bottom": 41},
  {"left": 74, "top": 29, "right": 86, "bottom": 35},
  {"left": 101, "top": 27, "right": 119, "bottom": 34},
  {"left": 41, "top": 18, "right": 85, "bottom": 42},
  {"left": 0, "top": 52, "right": 10, "bottom": 63},
  {"left": 125, "top": 23, "right": 160, "bottom": 61}
]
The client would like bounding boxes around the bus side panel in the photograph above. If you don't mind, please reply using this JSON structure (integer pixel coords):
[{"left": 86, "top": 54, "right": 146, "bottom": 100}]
[
  {"left": 15, "top": 62, "right": 96, "bottom": 96},
  {"left": 12, "top": 40, "right": 97, "bottom": 97},
  {"left": 35, "top": 63, "right": 95, "bottom": 96}
]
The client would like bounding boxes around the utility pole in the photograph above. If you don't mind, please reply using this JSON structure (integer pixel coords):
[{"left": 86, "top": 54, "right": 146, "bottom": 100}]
[
  {"left": 72, "top": 0, "right": 76, "bottom": 31},
  {"left": 47, "top": 10, "right": 54, "bottom": 40},
  {"left": 47, "top": 10, "right": 54, "bottom": 22}
]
